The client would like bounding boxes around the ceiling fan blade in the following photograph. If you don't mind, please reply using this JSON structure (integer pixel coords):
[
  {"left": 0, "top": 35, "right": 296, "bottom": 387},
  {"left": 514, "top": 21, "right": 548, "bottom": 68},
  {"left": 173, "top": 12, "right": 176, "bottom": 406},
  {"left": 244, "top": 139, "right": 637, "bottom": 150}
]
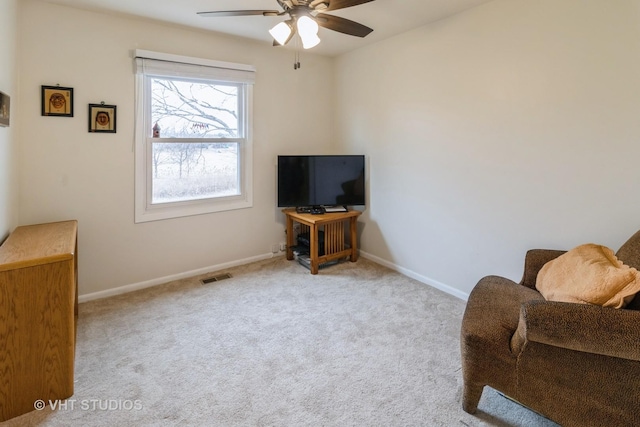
[
  {"left": 323, "top": 0, "right": 375, "bottom": 12},
  {"left": 197, "top": 10, "right": 280, "bottom": 17},
  {"left": 315, "top": 13, "right": 373, "bottom": 38}
]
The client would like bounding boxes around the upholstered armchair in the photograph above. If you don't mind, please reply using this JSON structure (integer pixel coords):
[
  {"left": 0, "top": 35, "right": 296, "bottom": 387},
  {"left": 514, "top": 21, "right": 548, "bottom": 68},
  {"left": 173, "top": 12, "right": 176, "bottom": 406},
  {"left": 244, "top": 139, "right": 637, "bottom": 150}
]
[{"left": 460, "top": 231, "right": 640, "bottom": 427}]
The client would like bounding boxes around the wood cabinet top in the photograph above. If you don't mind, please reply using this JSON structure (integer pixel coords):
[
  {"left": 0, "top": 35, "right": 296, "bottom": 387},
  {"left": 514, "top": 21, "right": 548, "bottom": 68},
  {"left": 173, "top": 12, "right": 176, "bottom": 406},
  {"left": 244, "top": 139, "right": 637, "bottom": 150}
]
[
  {"left": 0, "top": 220, "right": 77, "bottom": 272},
  {"left": 282, "top": 208, "right": 361, "bottom": 225}
]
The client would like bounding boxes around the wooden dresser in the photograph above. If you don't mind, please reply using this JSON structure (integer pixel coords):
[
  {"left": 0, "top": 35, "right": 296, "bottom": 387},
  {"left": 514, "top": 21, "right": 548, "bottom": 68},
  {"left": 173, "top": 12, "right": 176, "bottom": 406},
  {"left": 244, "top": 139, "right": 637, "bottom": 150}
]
[{"left": 0, "top": 220, "right": 78, "bottom": 421}]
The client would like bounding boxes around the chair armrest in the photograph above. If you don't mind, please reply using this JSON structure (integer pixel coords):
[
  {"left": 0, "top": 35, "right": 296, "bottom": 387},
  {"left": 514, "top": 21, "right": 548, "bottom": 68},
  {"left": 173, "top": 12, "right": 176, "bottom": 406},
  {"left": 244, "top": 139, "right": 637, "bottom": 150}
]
[
  {"left": 518, "top": 249, "right": 566, "bottom": 289},
  {"left": 515, "top": 299, "right": 640, "bottom": 361}
]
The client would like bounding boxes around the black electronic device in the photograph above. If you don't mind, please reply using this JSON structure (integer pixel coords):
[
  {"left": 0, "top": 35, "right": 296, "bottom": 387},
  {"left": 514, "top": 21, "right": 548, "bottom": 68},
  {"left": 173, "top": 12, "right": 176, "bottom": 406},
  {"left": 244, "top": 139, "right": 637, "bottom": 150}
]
[
  {"left": 297, "top": 231, "right": 325, "bottom": 256},
  {"left": 277, "top": 155, "right": 365, "bottom": 209}
]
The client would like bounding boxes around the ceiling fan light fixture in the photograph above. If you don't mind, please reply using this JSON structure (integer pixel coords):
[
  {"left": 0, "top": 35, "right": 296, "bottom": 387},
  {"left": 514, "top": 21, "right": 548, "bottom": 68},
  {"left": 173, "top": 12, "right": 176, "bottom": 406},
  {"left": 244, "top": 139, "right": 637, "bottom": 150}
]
[
  {"left": 297, "top": 15, "right": 321, "bottom": 49},
  {"left": 199, "top": 0, "right": 375, "bottom": 53},
  {"left": 300, "top": 32, "right": 321, "bottom": 49},
  {"left": 269, "top": 21, "right": 293, "bottom": 46}
]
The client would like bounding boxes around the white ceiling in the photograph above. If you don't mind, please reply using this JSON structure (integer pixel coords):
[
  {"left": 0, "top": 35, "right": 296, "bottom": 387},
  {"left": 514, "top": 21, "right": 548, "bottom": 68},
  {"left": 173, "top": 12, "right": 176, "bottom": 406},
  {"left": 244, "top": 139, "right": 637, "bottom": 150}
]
[{"left": 40, "top": 0, "right": 493, "bottom": 57}]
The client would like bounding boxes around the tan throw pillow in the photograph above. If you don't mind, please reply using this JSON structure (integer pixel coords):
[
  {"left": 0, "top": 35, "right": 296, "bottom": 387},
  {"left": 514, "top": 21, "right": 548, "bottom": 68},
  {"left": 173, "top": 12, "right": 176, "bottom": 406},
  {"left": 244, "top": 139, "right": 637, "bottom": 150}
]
[{"left": 536, "top": 243, "right": 640, "bottom": 308}]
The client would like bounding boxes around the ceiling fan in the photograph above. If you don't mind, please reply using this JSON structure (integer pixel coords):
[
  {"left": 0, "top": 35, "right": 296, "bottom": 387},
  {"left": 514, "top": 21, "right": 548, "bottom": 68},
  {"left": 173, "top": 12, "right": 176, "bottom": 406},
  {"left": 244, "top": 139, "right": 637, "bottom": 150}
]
[{"left": 197, "top": 0, "right": 375, "bottom": 50}]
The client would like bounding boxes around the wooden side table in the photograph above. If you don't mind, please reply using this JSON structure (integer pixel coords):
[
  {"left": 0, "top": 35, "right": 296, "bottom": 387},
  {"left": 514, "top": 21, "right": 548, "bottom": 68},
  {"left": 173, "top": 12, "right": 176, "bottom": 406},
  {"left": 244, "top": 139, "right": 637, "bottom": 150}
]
[{"left": 283, "top": 208, "right": 362, "bottom": 274}]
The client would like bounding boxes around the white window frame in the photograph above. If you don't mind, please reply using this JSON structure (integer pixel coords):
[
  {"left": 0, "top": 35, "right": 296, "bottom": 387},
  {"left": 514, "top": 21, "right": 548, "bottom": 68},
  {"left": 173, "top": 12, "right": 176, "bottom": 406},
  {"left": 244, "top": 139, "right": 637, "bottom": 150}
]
[{"left": 134, "top": 50, "right": 254, "bottom": 223}]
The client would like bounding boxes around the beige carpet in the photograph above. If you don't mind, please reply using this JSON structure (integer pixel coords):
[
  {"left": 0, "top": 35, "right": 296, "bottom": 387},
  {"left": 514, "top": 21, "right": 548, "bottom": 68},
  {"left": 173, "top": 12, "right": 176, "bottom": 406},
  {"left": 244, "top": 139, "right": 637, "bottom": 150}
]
[{"left": 3, "top": 257, "right": 557, "bottom": 426}]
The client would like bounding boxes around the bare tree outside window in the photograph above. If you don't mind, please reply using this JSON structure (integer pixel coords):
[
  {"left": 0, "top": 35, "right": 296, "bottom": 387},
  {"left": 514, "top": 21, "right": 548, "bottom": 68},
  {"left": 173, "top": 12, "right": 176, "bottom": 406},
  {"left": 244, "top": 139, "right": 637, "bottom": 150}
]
[{"left": 149, "top": 78, "right": 241, "bottom": 204}]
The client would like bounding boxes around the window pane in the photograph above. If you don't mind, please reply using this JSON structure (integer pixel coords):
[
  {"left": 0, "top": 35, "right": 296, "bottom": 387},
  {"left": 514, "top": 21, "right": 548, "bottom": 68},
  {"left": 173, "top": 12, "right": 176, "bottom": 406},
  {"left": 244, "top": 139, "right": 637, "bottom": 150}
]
[
  {"left": 151, "top": 142, "right": 239, "bottom": 204},
  {"left": 150, "top": 78, "right": 239, "bottom": 138}
]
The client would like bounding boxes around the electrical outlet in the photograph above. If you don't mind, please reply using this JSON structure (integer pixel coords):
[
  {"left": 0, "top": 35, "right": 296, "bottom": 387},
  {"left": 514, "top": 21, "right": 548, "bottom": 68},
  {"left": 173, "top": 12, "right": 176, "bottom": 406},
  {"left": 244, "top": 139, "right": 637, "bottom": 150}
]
[
  {"left": 279, "top": 242, "right": 287, "bottom": 251},
  {"left": 271, "top": 244, "right": 279, "bottom": 254}
]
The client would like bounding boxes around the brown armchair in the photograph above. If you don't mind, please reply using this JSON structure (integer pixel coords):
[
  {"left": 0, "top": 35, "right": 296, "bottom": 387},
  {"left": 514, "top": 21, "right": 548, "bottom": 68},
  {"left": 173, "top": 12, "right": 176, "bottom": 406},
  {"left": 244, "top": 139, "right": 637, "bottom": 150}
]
[{"left": 460, "top": 231, "right": 640, "bottom": 427}]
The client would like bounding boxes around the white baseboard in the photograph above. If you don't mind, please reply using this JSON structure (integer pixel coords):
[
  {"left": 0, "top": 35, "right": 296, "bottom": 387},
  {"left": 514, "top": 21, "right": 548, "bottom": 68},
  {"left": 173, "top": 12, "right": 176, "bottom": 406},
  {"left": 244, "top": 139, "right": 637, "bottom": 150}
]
[
  {"left": 78, "top": 252, "right": 281, "bottom": 303},
  {"left": 79, "top": 251, "right": 469, "bottom": 304},
  {"left": 360, "top": 251, "right": 470, "bottom": 301}
]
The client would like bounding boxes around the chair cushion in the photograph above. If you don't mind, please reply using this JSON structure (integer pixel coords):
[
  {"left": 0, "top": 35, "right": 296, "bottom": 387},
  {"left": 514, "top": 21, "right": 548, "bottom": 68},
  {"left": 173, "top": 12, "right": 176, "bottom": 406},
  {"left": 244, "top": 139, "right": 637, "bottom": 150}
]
[{"left": 536, "top": 243, "right": 640, "bottom": 308}]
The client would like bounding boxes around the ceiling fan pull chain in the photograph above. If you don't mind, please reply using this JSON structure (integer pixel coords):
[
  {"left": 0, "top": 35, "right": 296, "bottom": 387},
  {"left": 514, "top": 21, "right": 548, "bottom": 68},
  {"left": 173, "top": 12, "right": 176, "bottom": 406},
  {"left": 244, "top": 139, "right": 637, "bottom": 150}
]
[{"left": 293, "top": 38, "right": 301, "bottom": 70}]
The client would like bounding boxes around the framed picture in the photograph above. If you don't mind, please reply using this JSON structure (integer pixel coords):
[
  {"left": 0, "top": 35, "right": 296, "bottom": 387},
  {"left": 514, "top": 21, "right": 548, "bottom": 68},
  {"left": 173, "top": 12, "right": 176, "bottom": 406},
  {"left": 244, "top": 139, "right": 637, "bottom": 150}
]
[
  {"left": 41, "top": 85, "right": 74, "bottom": 117},
  {"left": 88, "top": 103, "right": 116, "bottom": 133},
  {"left": 0, "top": 91, "right": 9, "bottom": 127}
]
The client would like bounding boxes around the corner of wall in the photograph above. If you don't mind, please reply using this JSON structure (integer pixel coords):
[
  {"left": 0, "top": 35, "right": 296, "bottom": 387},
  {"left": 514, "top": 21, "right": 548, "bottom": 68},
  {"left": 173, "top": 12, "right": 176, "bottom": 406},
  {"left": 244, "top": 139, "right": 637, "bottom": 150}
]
[{"left": 0, "top": 0, "right": 19, "bottom": 238}]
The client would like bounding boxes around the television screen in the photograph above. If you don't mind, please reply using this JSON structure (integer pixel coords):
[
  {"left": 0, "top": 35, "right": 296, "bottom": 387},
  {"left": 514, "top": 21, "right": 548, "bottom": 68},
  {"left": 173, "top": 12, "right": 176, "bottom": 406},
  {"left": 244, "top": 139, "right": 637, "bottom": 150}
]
[{"left": 277, "top": 155, "right": 365, "bottom": 208}]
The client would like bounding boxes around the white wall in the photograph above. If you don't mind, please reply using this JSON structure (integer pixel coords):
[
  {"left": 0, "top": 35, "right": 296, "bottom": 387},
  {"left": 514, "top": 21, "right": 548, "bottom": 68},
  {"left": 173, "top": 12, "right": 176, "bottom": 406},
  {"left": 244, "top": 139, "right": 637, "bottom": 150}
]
[
  {"left": 18, "top": 0, "right": 335, "bottom": 296},
  {"left": 0, "top": 0, "right": 19, "bottom": 240},
  {"left": 336, "top": 0, "right": 640, "bottom": 296},
  {"left": 16, "top": 0, "right": 640, "bottom": 300}
]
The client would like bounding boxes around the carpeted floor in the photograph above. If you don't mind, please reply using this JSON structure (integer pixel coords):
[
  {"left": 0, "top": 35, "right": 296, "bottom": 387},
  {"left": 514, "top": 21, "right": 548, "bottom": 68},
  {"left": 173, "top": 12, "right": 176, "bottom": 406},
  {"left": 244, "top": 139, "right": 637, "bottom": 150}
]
[{"left": 3, "top": 257, "right": 558, "bottom": 426}]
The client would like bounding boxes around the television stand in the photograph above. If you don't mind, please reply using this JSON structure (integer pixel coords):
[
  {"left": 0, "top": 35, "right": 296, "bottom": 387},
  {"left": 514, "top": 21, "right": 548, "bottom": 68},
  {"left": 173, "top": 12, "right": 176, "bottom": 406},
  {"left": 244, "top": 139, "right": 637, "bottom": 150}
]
[{"left": 283, "top": 208, "right": 362, "bottom": 274}]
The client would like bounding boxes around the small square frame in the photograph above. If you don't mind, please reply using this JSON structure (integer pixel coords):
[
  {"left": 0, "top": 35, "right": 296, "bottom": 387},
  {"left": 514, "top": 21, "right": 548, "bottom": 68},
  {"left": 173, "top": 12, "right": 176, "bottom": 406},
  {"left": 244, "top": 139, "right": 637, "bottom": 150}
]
[
  {"left": 0, "top": 91, "right": 9, "bottom": 127},
  {"left": 41, "top": 85, "right": 74, "bottom": 117},
  {"left": 88, "top": 103, "right": 117, "bottom": 133}
]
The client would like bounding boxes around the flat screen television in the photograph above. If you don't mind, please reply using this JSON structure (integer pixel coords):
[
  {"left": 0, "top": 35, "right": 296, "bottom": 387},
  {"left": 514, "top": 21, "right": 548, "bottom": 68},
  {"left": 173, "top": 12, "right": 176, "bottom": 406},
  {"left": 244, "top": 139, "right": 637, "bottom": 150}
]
[{"left": 277, "top": 155, "right": 365, "bottom": 209}]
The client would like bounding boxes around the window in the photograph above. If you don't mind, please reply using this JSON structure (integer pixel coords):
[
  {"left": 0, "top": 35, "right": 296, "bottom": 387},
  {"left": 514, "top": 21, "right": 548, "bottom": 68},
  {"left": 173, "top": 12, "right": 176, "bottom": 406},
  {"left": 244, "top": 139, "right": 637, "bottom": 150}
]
[{"left": 134, "top": 50, "right": 255, "bottom": 223}]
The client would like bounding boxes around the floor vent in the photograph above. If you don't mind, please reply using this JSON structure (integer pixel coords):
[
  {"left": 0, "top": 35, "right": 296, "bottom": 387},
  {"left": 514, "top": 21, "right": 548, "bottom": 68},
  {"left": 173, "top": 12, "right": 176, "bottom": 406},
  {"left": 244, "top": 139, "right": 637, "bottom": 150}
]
[{"left": 201, "top": 273, "right": 232, "bottom": 284}]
